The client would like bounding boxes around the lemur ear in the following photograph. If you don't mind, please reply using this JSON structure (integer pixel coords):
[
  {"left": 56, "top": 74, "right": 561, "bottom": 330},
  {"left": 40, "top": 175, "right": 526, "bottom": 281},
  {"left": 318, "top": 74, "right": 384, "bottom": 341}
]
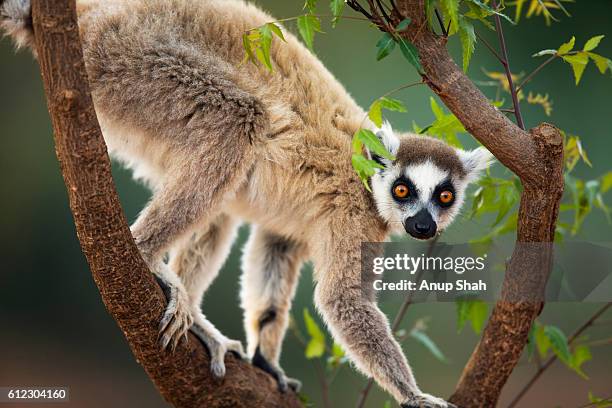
[
  {"left": 457, "top": 146, "right": 495, "bottom": 182},
  {"left": 371, "top": 122, "right": 400, "bottom": 165}
]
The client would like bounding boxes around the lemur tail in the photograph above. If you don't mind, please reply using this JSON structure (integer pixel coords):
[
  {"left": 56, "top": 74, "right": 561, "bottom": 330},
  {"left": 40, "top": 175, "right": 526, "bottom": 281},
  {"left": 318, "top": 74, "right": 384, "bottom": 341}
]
[{"left": 1, "top": 0, "right": 35, "bottom": 52}]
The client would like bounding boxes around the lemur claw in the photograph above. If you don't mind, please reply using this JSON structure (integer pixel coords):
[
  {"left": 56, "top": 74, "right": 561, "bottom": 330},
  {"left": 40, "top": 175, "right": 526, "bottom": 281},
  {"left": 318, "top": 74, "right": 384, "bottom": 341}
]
[
  {"left": 251, "top": 347, "right": 301, "bottom": 393},
  {"left": 190, "top": 319, "right": 248, "bottom": 379},
  {"left": 401, "top": 393, "right": 457, "bottom": 408},
  {"left": 154, "top": 275, "right": 193, "bottom": 352}
]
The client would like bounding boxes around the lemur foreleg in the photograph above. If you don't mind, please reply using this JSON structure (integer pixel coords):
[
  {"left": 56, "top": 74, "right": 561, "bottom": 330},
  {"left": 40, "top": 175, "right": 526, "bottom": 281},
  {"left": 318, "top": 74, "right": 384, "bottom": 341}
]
[
  {"left": 313, "top": 232, "right": 455, "bottom": 408},
  {"left": 240, "top": 227, "right": 306, "bottom": 392}
]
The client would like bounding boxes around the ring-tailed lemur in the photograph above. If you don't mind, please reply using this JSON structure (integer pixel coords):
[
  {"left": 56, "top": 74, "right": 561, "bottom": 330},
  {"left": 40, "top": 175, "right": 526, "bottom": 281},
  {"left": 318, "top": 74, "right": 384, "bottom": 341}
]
[{"left": 2, "top": 0, "right": 492, "bottom": 406}]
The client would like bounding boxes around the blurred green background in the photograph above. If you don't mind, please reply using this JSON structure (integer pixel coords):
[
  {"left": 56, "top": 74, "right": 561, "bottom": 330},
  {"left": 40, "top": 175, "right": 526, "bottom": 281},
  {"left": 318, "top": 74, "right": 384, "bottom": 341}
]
[{"left": 0, "top": 1, "right": 610, "bottom": 407}]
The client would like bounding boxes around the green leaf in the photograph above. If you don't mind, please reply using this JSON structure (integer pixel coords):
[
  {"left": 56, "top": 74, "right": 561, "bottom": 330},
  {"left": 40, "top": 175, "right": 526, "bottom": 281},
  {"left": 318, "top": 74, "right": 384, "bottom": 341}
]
[
  {"left": 396, "top": 18, "right": 412, "bottom": 32},
  {"left": 588, "top": 52, "right": 612, "bottom": 74},
  {"left": 469, "top": 301, "right": 488, "bottom": 334},
  {"left": 583, "top": 35, "right": 604, "bottom": 52},
  {"left": 304, "top": 0, "right": 317, "bottom": 13},
  {"left": 440, "top": 0, "right": 459, "bottom": 34},
  {"left": 464, "top": 0, "right": 515, "bottom": 24},
  {"left": 368, "top": 98, "right": 405, "bottom": 127},
  {"left": 430, "top": 97, "right": 445, "bottom": 119},
  {"left": 532, "top": 49, "right": 557, "bottom": 57},
  {"left": 267, "top": 22, "right": 286, "bottom": 42},
  {"left": 544, "top": 325, "right": 572, "bottom": 364},
  {"left": 297, "top": 14, "right": 322, "bottom": 51},
  {"left": 601, "top": 171, "right": 612, "bottom": 193},
  {"left": 330, "top": 0, "right": 345, "bottom": 27},
  {"left": 303, "top": 308, "right": 326, "bottom": 359},
  {"left": 456, "top": 299, "right": 488, "bottom": 334},
  {"left": 242, "top": 33, "right": 256, "bottom": 65},
  {"left": 369, "top": 100, "right": 383, "bottom": 127},
  {"left": 569, "top": 344, "right": 592, "bottom": 379},
  {"left": 258, "top": 24, "right": 274, "bottom": 70},
  {"left": 458, "top": 17, "right": 476, "bottom": 72},
  {"left": 562, "top": 52, "right": 589, "bottom": 85},
  {"left": 379, "top": 96, "right": 407, "bottom": 113},
  {"left": 376, "top": 33, "right": 396, "bottom": 61},
  {"left": 355, "top": 129, "right": 395, "bottom": 160},
  {"left": 558, "top": 36, "right": 575, "bottom": 55},
  {"left": 398, "top": 38, "right": 423, "bottom": 73},
  {"left": 331, "top": 342, "right": 345, "bottom": 358},
  {"left": 351, "top": 154, "right": 384, "bottom": 191},
  {"left": 410, "top": 330, "right": 447, "bottom": 362},
  {"left": 534, "top": 322, "right": 551, "bottom": 357}
]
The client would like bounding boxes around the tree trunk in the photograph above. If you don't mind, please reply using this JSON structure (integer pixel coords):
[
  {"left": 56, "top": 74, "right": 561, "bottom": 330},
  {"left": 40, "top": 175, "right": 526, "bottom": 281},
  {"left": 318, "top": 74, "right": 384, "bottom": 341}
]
[
  {"left": 392, "top": 2, "right": 565, "bottom": 406},
  {"left": 30, "top": 1, "right": 301, "bottom": 407}
]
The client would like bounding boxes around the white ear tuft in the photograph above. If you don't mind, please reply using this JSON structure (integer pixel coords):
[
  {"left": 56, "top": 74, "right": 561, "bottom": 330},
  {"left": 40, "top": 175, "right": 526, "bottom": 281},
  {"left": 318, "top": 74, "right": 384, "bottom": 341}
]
[
  {"left": 374, "top": 122, "right": 400, "bottom": 157},
  {"left": 457, "top": 146, "right": 494, "bottom": 182}
]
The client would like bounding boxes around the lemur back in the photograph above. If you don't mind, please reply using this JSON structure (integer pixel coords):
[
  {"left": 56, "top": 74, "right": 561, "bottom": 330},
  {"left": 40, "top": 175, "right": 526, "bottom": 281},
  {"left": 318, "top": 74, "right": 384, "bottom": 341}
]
[{"left": 1, "top": 0, "right": 491, "bottom": 405}]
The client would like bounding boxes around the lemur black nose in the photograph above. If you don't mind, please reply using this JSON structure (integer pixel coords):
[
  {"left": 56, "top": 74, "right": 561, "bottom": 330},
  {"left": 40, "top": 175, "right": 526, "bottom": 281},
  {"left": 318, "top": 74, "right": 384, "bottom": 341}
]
[
  {"left": 414, "top": 222, "right": 431, "bottom": 234},
  {"left": 404, "top": 209, "right": 437, "bottom": 240}
]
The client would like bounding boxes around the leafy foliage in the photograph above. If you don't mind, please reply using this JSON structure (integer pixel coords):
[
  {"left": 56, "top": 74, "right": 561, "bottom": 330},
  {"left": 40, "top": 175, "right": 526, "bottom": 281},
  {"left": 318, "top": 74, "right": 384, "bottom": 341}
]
[
  {"left": 297, "top": 14, "right": 323, "bottom": 51},
  {"left": 242, "top": 23, "right": 286, "bottom": 71},
  {"left": 534, "top": 35, "right": 612, "bottom": 85},
  {"left": 531, "top": 322, "right": 593, "bottom": 379}
]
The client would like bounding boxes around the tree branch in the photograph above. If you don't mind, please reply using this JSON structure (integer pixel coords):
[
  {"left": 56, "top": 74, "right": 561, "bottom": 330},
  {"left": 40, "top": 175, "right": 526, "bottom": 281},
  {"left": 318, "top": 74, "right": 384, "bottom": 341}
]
[{"left": 30, "top": 1, "right": 301, "bottom": 407}]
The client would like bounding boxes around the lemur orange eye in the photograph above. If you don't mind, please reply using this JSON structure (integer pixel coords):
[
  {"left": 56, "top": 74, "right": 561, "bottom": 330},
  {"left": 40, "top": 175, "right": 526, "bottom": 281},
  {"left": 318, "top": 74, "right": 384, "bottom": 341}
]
[
  {"left": 439, "top": 190, "right": 454, "bottom": 204},
  {"left": 393, "top": 184, "right": 410, "bottom": 199}
]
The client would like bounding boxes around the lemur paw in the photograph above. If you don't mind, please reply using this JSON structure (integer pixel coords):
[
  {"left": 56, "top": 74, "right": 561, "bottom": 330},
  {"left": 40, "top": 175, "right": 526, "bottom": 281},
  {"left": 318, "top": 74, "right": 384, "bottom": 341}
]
[
  {"left": 190, "top": 314, "right": 248, "bottom": 379},
  {"left": 252, "top": 348, "right": 301, "bottom": 393},
  {"left": 401, "top": 393, "right": 457, "bottom": 408},
  {"left": 155, "top": 275, "right": 194, "bottom": 351}
]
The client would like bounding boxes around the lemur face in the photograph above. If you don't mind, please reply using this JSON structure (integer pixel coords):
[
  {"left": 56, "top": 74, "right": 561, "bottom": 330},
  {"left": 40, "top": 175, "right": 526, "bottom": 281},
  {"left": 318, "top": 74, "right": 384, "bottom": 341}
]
[{"left": 370, "top": 124, "right": 493, "bottom": 240}]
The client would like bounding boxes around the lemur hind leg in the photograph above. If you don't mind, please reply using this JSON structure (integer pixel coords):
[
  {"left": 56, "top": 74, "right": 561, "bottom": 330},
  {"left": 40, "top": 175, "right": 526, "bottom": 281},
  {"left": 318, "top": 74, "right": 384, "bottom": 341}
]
[
  {"left": 240, "top": 227, "right": 306, "bottom": 392},
  {"left": 168, "top": 214, "right": 247, "bottom": 378},
  {"left": 102, "top": 38, "right": 269, "bottom": 361},
  {"left": 131, "top": 136, "right": 254, "bottom": 355}
]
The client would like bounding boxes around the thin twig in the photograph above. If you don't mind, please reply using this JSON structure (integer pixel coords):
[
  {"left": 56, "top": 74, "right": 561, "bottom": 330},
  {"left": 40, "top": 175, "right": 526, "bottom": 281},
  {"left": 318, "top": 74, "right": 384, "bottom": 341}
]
[
  {"left": 375, "top": 0, "right": 392, "bottom": 24},
  {"left": 356, "top": 236, "right": 440, "bottom": 408},
  {"left": 499, "top": 108, "right": 515, "bottom": 113},
  {"left": 475, "top": 30, "right": 505, "bottom": 64},
  {"left": 506, "top": 303, "right": 612, "bottom": 408},
  {"left": 516, "top": 54, "right": 557, "bottom": 92},
  {"left": 582, "top": 337, "right": 612, "bottom": 348},
  {"left": 491, "top": 0, "right": 525, "bottom": 130},
  {"left": 346, "top": 0, "right": 374, "bottom": 20},
  {"left": 434, "top": 9, "right": 448, "bottom": 37}
]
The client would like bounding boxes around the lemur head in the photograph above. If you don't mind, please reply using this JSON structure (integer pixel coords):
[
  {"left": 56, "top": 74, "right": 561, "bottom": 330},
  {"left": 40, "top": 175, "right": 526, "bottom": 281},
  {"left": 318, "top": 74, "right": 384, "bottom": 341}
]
[{"left": 369, "top": 123, "right": 493, "bottom": 240}]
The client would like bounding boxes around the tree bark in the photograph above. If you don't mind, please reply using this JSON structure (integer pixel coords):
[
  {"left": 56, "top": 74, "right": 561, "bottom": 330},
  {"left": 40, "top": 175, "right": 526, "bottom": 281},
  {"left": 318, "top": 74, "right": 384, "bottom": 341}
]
[
  {"left": 390, "top": 2, "right": 565, "bottom": 407},
  {"left": 30, "top": 1, "right": 301, "bottom": 407}
]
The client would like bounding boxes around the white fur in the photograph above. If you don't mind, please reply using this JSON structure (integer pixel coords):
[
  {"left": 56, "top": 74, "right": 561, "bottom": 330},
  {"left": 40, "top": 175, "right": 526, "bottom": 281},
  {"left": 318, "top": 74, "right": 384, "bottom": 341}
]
[{"left": 457, "top": 146, "right": 494, "bottom": 183}]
